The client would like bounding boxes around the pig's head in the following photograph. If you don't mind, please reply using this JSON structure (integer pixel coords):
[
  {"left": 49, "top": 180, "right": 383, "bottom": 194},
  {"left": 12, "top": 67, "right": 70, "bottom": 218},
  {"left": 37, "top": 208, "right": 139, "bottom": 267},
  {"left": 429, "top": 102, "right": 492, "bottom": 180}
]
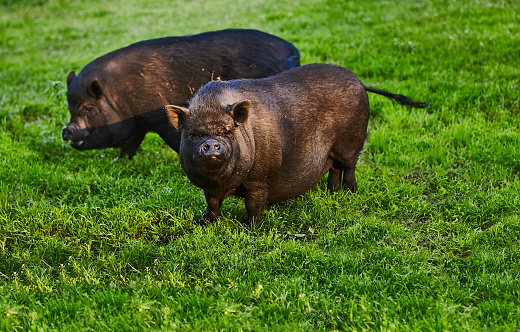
[
  {"left": 62, "top": 69, "right": 137, "bottom": 151},
  {"left": 164, "top": 90, "right": 255, "bottom": 191}
]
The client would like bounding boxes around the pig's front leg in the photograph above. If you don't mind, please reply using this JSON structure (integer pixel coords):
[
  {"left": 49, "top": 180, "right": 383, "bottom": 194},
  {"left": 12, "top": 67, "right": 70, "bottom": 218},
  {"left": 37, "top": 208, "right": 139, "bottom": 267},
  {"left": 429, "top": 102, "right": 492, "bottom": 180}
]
[
  {"left": 202, "top": 191, "right": 222, "bottom": 224},
  {"left": 244, "top": 184, "right": 269, "bottom": 226},
  {"left": 119, "top": 129, "right": 147, "bottom": 160}
]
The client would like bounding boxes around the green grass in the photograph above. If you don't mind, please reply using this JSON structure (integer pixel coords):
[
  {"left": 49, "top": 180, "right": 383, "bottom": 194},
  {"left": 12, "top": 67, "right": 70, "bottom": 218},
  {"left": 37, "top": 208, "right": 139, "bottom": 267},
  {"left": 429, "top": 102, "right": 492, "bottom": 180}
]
[{"left": 1, "top": 0, "right": 519, "bottom": 330}]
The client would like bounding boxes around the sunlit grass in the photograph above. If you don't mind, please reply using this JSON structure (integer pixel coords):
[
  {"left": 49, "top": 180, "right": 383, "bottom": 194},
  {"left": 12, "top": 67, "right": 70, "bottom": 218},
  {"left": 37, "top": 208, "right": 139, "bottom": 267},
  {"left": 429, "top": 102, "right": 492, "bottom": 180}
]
[{"left": 1, "top": 0, "right": 519, "bottom": 330}]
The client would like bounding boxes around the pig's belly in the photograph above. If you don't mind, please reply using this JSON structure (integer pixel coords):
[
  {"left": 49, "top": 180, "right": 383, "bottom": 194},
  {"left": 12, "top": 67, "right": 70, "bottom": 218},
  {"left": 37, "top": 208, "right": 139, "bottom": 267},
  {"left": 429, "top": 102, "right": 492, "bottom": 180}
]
[{"left": 265, "top": 156, "right": 333, "bottom": 203}]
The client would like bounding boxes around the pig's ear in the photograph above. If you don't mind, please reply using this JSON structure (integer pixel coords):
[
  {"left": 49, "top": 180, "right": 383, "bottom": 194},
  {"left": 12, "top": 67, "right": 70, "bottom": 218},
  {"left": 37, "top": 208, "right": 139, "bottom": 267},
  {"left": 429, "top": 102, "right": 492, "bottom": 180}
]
[
  {"left": 88, "top": 80, "right": 103, "bottom": 99},
  {"left": 228, "top": 100, "right": 251, "bottom": 124},
  {"left": 67, "top": 71, "right": 76, "bottom": 87},
  {"left": 164, "top": 105, "right": 189, "bottom": 129}
]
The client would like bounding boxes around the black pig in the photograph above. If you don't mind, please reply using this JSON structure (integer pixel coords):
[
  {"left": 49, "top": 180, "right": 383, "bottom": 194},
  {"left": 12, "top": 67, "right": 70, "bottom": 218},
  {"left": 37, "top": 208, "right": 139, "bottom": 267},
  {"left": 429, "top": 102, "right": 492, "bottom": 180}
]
[
  {"left": 165, "top": 63, "right": 427, "bottom": 225},
  {"left": 62, "top": 29, "right": 300, "bottom": 159}
]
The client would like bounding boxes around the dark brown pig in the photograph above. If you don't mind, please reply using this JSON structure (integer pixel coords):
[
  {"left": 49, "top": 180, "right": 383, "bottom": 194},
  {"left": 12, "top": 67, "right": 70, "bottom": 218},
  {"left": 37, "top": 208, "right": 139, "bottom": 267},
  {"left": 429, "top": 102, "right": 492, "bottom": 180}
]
[
  {"left": 62, "top": 29, "right": 300, "bottom": 159},
  {"left": 165, "top": 63, "right": 427, "bottom": 225}
]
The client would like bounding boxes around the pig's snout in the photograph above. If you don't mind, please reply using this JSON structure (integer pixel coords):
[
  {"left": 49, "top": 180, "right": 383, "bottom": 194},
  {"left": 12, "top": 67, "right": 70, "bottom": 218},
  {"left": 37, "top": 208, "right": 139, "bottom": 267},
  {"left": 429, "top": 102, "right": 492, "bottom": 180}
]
[
  {"left": 200, "top": 139, "right": 222, "bottom": 158},
  {"left": 62, "top": 126, "right": 74, "bottom": 141},
  {"left": 62, "top": 125, "right": 88, "bottom": 141},
  {"left": 62, "top": 125, "right": 90, "bottom": 149},
  {"left": 196, "top": 139, "right": 227, "bottom": 169}
]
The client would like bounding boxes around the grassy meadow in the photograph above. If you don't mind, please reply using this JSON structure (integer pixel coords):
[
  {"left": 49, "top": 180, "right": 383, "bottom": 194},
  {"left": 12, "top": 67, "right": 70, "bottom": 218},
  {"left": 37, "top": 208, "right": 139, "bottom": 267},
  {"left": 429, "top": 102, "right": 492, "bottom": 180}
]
[{"left": 1, "top": 0, "right": 519, "bottom": 330}]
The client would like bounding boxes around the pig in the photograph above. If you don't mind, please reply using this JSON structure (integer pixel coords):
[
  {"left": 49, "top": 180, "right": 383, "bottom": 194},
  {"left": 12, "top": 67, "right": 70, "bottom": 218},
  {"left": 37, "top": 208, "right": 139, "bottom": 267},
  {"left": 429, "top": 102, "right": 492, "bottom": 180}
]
[
  {"left": 165, "top": 63, "right": 428, "bottom": 225},
  {"left": 62, "top": 29, "right": 300, "bottom": 159}
]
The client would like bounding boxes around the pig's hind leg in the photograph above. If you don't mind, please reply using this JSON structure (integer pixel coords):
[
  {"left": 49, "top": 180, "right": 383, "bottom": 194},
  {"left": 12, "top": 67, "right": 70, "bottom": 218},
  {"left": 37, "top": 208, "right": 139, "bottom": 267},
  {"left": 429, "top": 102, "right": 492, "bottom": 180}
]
[
  {"left": 327, "top": 161, "right": 356, "bottom": 193},
  {"left": 328, "top": 150, "right": 359, "bottom": 194},
  {"left": 341, "top": 164, "right": 357, "bottom": 193},
  {"left": 327, "top": 161, "right": 343, "bottom": 194}
]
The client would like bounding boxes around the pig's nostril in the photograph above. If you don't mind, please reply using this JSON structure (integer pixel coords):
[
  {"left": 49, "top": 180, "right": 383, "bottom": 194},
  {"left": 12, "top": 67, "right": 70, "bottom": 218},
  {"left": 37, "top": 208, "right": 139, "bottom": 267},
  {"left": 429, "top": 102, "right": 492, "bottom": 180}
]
[{"left": 62, "top": 127, "right": 73, "bottom": 141}]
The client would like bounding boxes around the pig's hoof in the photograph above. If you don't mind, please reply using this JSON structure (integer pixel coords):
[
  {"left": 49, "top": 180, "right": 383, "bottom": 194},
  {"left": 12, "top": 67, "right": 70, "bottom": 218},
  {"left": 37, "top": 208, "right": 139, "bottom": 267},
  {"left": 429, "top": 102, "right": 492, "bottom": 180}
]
[{"left": 245, "top": 218, "right": 263, "bottom": 229}]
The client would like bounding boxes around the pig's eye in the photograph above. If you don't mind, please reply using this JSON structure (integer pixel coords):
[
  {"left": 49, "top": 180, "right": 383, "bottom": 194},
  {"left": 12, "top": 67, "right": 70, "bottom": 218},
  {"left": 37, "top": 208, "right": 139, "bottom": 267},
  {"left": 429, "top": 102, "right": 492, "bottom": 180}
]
[{"left": 83, "top": 107, "right": 97, "bottom": 117}]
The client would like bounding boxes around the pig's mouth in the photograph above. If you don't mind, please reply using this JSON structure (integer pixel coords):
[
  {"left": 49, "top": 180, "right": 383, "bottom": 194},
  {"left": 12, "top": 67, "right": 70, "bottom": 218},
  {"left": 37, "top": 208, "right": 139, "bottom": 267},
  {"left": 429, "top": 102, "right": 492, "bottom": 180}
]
[
  {"left": 200, "top": 155, "right": 224, "bottom": 170},
  {"left": 69, "top": 140, "right": 85, "bottom": 148},
  {"left": 68, "top": 138, "right": 95, "bottom": 150}
]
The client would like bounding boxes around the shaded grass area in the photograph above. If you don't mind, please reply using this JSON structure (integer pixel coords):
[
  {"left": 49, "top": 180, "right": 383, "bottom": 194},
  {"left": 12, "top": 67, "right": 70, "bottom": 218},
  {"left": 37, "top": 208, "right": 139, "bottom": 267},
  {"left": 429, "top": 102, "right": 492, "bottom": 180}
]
[{"left": 1, "top": 0, "right": 519, "bottom": 330}]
